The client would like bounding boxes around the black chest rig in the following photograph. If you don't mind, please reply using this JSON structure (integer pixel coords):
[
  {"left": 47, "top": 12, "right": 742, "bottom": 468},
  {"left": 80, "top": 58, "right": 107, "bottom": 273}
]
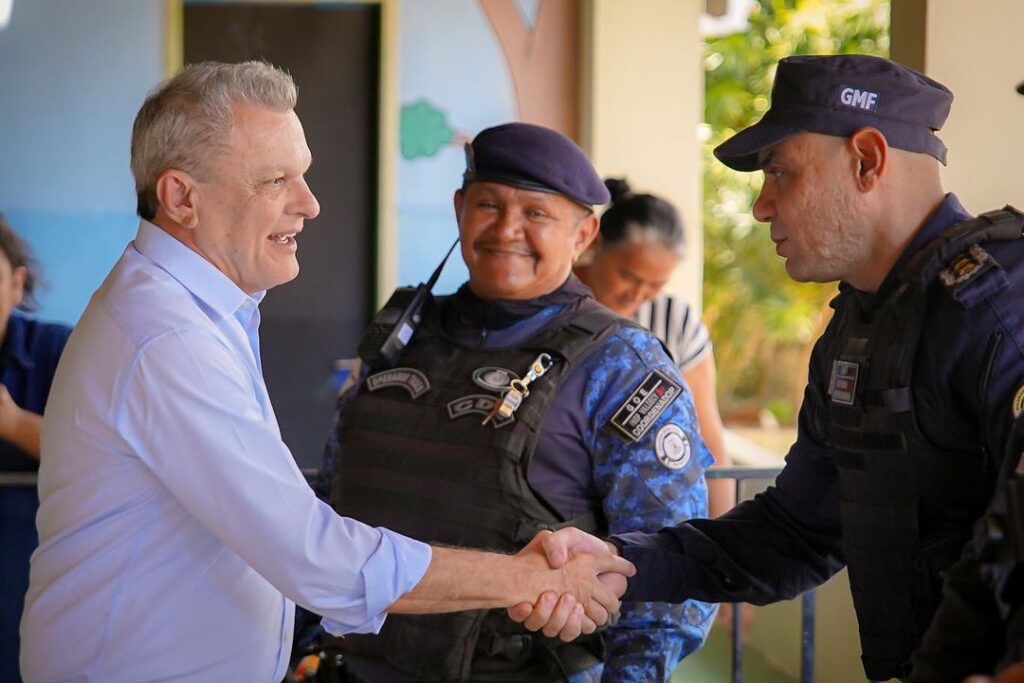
[
  {"left": 824, "top": 207, "right": 1024, "bottom": 681},
  {"left": 332, "top": 298, "right": 627, "bottom": 682},
  {"left": 977, "top": 414, "right": 1024, "bottom": 670}
]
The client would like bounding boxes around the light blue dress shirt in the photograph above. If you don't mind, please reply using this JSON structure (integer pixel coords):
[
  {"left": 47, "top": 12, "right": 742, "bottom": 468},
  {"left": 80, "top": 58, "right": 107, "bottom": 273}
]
[{"left": 20, "top": 220, "right": 432, "bottom": 682}]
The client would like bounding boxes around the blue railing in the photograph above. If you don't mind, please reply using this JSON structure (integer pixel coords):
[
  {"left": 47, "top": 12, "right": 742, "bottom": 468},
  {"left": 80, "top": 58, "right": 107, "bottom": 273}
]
[
  {"left": 706, "top": 466, "right": 815, "bottom": 683},
  {"left": 6, "top": 465, "right": 814, "bottom": 683}
]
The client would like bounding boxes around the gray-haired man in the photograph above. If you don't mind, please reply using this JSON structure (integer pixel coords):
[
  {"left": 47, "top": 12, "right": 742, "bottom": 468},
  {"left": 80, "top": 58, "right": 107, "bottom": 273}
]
[{"left": 20, "top": 61, "right": 630, "bottom": 682}]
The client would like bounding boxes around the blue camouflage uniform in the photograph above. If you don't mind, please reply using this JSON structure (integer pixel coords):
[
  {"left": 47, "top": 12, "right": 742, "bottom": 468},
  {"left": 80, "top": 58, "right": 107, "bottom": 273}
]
[
  {"left": 322, "top": 281, "right": 716, "bottom": 682},
  {"left": 495, "top": 300, "right": 716, "bottom": 682}
]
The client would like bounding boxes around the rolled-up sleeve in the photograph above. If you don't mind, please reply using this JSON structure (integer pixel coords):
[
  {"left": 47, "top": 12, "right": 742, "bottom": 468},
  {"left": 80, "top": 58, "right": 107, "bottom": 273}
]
[{"left": 118, "top": 328, "right": 431, "bottom": 631}]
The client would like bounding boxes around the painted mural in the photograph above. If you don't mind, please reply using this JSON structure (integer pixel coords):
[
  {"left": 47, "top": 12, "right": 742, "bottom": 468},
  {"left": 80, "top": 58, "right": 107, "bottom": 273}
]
[{"left": 397, "top": 0, "right": 579, "bottom": 292}]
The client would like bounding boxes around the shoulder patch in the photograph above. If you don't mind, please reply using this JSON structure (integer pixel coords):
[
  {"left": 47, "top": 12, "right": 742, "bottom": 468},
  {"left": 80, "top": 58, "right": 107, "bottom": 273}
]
[
  {"left": 366, "top": 367, "right": 430, "bottom": 399},
  {"left": 939, "top": 245, "right": 1008, "bottom": 308},
  {"left": 655, "top": 424, "right": 692, "bottom": 470},
  {"left": 1013, "top": 384, "right": 1024, "bottom": 419},
  {"left": 607, "top": 369, "right": 682, "bottom": 442}
]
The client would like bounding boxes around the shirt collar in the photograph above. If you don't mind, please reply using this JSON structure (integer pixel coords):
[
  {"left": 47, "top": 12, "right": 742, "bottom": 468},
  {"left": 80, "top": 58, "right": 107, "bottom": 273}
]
[
  {"left": 2, "top": 313, "right": 33, "bottom": 370},
  {"left": 133, "top": 220, "right": 265, "bottom": 319}
]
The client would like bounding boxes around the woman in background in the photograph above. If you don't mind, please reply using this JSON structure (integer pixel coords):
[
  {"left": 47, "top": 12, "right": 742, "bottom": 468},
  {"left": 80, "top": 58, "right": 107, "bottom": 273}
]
[
  {"left": 574, "top": 178, "right": 734, "bottom": 517},
  {"left": 0, "top": 212, "right": 72, "bottom": 683}
]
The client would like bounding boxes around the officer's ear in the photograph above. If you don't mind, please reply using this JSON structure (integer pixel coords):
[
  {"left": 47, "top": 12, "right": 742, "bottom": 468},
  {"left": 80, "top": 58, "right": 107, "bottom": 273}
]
[
  {"left": 847, "top": 127, "right": 888, "bottom": 192},
  {"left": 453, "top": 188, "right": 465, "bottom": 222},
  {"left": 572, "top": 211, "right": 600, "bottom": 258}
]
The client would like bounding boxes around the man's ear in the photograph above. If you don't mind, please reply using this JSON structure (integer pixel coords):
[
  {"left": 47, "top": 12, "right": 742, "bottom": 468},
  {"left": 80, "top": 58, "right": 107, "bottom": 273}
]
[
  {"left": 155, "top": 169, "right": 200, "bottom": 229},
  {"left": 847, "top": 127, "right": 888, "bottom": 192},
  {"left": 573, "top": 213, "right": 600, "bottom": 258}
]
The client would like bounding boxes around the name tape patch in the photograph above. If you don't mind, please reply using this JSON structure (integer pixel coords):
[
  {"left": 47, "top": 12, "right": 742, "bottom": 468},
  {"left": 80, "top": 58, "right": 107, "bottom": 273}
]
[
  {"left": 366, "top": 368, "right": 430, "bottom": 399},
  {"left": 608, "top": 370, "right": 682, "bottom": 442},
  {"left": 838, "top": 85, "right": 879, "bottom": 112},
  {"left": 828, "top": 360, "right": 859, "bottom": 406},
  {"left": 447, "top": 394, "right": 514, "bottom": 429}
]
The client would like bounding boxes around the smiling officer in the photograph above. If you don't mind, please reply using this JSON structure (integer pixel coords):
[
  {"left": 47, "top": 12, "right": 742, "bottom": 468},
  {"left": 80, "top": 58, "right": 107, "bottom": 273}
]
[{"left": 324, "top": 122, "right": 715, "bottom": 683}]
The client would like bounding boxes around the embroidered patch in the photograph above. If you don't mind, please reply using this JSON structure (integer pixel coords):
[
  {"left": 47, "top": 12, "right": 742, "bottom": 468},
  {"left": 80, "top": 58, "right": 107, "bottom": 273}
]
[
  {"left": 829, "top": 360, "right": 859, "bottom": 406},
  {"left": 655, "top": 424, "right": 691, "bottom": 470},
  {"left": 608, "top": 370, "right": 682, "bottom": 442},
  {"left": 472, "top": 367, "right": 519, "bottom": 393},
  {"left": 939, "top": 245, "right": 995, "bottom": 291},
  {"left": 366, "top": 367, "right": 430, "bottom": 399},
  {"left": 1013, "top": 384, "right": 1024, "bottom": 419},
  {"left": 446, "top": 394, "right": 513, "bottom": 429}
]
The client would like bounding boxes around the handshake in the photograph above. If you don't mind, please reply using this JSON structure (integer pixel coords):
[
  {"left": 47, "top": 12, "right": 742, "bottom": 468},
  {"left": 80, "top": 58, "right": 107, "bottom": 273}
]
[
  {"left": 391, "top": 527, "right": 634, "bottom": 641},
  {"left": 506, "top": 527, "right": 633, "bottom": 641}
]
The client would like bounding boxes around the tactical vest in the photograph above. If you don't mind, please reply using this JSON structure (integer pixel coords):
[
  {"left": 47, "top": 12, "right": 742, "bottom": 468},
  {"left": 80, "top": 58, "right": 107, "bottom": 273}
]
[
  {"left": 332, "top": 298, "right": 627, "bottom": 682},
  {"left": 976, "top": 413, "right": 1024, "bottom": 670},
  {"left": 823, "top": 207, "right": 1024, "bottom": 681}
]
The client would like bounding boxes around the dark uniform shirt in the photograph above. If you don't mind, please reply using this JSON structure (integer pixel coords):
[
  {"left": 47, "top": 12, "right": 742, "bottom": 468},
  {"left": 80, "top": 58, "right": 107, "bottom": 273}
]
[
  {"left": 0, "top": 313, "right": 72, "bottom": 682},
  {"left": 614, "top": 194, "right": 1024, "bottom": 679},
  {"left": 330, "top": 283, "right": 716, "bottom": 683}
]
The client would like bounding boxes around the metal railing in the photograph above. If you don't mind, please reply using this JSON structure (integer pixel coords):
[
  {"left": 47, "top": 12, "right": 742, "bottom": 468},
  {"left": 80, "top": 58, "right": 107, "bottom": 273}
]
[
  {"left": 6, "top": 466, "right": 816, "bottom": 683},
  {"left": 706, "top": 466, "right": 815, "bottom": 683}
]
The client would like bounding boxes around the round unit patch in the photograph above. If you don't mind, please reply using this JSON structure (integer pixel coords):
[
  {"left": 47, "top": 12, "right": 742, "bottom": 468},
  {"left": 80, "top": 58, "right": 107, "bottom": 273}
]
[
  {"left": 1013, "top": 384, "right": 1024, "bottom": 419},
  {"left": 472, "top": 367, "right": 518, "bottom": 393},
  {"left": 655, "top": 424, "right": 691, "bottom": 470}
]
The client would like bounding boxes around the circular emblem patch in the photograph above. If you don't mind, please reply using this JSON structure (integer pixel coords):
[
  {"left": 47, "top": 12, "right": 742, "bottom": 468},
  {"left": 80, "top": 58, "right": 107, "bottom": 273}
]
[
  {"left": 472, "top": 367, "right": 519, "bottom": 393},
  {"left": 655, "top": 424, "right": 691, "bottom": 470},
  {"left": 1013, "top": 384, "right": 1024, "bottom": 419}
]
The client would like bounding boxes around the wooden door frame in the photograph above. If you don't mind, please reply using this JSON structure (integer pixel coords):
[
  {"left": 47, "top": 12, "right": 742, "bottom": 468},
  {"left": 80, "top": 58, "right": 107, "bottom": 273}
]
[{"left": 163, "top": 0, "right": 399, "bottom": 307}]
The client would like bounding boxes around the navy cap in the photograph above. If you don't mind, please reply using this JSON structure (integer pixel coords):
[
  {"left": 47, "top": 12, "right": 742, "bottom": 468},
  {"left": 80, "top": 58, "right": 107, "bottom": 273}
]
[
  {"left": 463, "top": 122, "right": 610, "bottom": 207},
  {"left": 714, "top": 54, "right": 953, "bottom": 171}
]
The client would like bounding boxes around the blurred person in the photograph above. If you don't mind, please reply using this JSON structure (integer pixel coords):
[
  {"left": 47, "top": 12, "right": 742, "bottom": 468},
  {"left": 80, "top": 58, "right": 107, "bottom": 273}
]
[
  {"left": 325, "top": 122, "right": 716, "bottom": 683},
  {"left": 573, "top": 178, "right": 734, "bottom": 518},
  {"left": 18, "top": 62, "right": 630, "bottom": 683},
  {"left": 513, "top": 54, "right": 1024, "bottom": 682},
  {"left": 0, "top": 212, "right": 71, "bottom": 683}
]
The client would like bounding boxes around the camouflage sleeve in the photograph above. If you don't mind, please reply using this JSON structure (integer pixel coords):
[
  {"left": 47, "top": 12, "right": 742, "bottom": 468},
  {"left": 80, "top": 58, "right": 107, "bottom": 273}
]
[{"left": 581, "top": 328, "right": 717, "bottom": 682}]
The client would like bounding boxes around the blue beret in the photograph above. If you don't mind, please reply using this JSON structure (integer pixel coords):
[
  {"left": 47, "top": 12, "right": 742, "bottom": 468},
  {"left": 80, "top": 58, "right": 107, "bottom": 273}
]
[
  {"left": 464, "top": 123, "right": 610, "bottom": 207},
  {"left": 715, "top": 54, "right": 953, "bottom": 171}
]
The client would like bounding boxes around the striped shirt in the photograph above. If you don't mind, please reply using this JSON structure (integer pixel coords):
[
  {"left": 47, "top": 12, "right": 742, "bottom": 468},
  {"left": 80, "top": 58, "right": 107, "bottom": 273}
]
[{"left": 634, "top": 294, "right": 712, "bottom": 371}]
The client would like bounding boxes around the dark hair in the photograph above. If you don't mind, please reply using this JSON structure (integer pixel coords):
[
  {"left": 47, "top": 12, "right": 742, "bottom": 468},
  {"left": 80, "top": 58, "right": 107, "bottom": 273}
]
[
  {"left": 598, "top": 178, "right": 685, "bottom": 254},
  {"left": 0, "top": 212, "right": 39, "bottom": 312}
]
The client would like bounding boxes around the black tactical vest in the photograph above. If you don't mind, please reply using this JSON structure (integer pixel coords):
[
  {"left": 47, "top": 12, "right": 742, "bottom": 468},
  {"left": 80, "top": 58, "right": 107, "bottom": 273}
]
[
  {"left": 976, "top": 413, "right": 1024, "bottom": 671},
  {"left": 332, "top": 297, "right": 628, "bottom": 682},
  {"left": 823, "top": 207, "right": 1024, "bottom": 681}
]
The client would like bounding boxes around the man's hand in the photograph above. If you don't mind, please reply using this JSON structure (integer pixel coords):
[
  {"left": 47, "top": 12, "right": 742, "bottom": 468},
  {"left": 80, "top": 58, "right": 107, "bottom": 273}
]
[
  {"left": 508, "top": 528, "right": 633, "bottom": 641},
  {"left": 0, "top": 384, "right": 41, "bottom": 458}
]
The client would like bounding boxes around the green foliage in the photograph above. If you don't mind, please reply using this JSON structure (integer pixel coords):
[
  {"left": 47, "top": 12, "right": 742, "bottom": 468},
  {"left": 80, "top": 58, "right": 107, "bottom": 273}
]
[{"left": 702, "top": 0, "right": 889, "bottom": 419}]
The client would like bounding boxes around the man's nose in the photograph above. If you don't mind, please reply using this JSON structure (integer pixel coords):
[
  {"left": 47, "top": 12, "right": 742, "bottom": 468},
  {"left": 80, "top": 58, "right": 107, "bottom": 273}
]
[
  {"left": 752, "top": 182, "right": 774, "bottom": 223},
  {"left": 492, "top": 209, "right": 523, "bottom": 238},
  {"left": 296, "top": 178, "right": 320, "bottom": 219}
]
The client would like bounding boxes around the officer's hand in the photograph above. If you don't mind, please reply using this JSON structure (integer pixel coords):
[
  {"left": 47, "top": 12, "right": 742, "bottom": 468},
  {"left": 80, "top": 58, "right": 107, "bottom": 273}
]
[{"left": 507, "top": 528, "right": 633, "bottom": 640}]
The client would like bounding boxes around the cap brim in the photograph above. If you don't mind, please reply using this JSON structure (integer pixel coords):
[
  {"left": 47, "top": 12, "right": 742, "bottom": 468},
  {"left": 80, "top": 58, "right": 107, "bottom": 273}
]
[{"left": 713, "top": 120, "right": 808, "bottom": 172}]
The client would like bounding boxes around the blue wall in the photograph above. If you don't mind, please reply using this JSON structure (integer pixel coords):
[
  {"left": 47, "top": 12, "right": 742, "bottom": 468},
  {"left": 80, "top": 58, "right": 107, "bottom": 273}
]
[
  {"left": 397, "top": 0, "right": 520, "bottom": 293},
  {"left": 0, "top": 0, "right": 163, "bottom": 325}
]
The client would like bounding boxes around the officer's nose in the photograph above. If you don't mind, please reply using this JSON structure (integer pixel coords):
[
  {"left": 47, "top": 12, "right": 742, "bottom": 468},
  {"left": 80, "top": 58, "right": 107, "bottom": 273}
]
[
  {"left": 752, "top": 180, "right": 774, "bottom": 224},
  {"left": 493, "top": 209, "right": 524, "bottom": 240}
]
